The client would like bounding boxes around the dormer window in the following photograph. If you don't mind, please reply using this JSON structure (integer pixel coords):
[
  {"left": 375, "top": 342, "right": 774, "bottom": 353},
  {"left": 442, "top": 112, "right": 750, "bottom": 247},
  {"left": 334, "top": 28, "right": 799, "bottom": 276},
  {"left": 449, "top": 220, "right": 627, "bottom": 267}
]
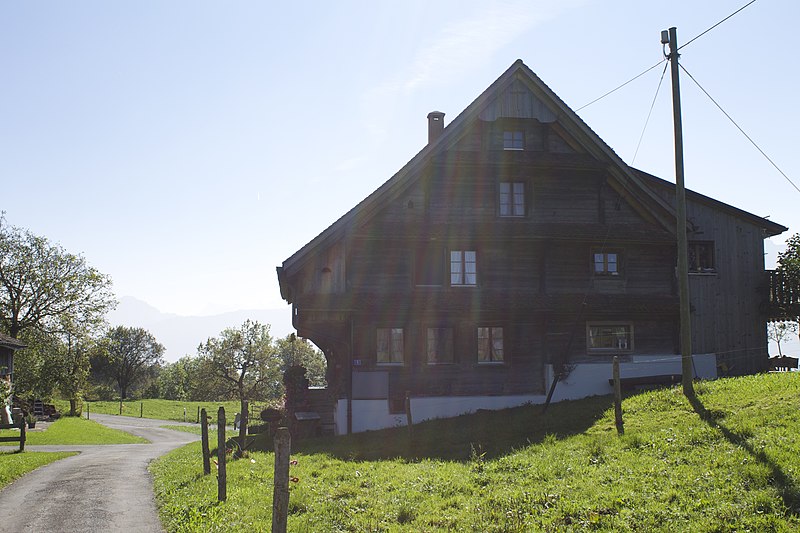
[{"left": 503, "top": 131, "right": 524, "bottom": 150}]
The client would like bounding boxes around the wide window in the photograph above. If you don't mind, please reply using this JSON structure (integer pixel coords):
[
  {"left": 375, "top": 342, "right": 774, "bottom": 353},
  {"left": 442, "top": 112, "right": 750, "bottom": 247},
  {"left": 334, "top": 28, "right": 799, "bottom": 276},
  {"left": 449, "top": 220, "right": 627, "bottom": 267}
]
[
  {"left": 376, "top": 328, "right": 404, "bottom": 364},
  {"left": 503, "top": 130, "right": 524, "bottom": 150},
  {"left": 427, "top": 328, "right": 454, "bottom": 364},
  {"left": 587, "top": 323, "right": 633, "bottom": 352},
  {"left": 499, "top": 182, "right": 525, "bottom": 217},
  {"left": 477, "top": 327, "right": 504, "bottom": 363},
  {"left": 593, "top": 251, "right": 619, "bottom": 276},
  {"left": 688, "top": 241, "right": 715, "bottom": 273},
  {"left": 450, "top": 250, "right": 477, "bottom": 286}
]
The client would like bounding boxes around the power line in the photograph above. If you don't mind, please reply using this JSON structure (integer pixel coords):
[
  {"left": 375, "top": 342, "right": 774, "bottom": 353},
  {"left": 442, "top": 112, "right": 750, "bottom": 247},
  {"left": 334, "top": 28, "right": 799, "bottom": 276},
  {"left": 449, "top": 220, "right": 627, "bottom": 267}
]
[
  {"left": 575, "top": 60, "right": 664, "bottom": 112},
  {"left": 679, "top": 63, "right": 800, "bottom": 196},
  {"left": 679, "top": 0, "right": 757, "bottom": 51},
  {"left": 631, "top": 62, "right": 669, "bottom": 165},
  {"left": 576, "top": 0, "right": 757, "bottom": 112}
]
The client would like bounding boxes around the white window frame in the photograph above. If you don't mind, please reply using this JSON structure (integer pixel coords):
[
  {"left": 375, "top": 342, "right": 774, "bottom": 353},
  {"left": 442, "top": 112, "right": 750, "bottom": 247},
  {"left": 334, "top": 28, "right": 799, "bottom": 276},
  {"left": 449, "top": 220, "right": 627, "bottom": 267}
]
[
  {"left": 587, "top": 322, "right": 634, "bottom": 353},
  {"left": 499, "top": 182, "right": 525, "bottom": 217},
  {"left": 376, "top": 328, "right": 404, "bottom": 365},
  {"left": 503, "top": 130, "right": 524, "bottom": 150},
  {"left": 450, "top": 250, "right": 477, "bottom": 286},
  {"left": 477, "top": 326, "right": 504, "bottom": 364}
]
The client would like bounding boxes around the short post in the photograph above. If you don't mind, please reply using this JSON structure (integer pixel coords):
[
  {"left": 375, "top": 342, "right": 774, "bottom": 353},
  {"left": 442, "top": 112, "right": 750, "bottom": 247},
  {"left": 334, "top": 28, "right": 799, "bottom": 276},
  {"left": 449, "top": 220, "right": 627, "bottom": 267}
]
[
  {"left": 613, "top": 356, "right": 624, "bottom": 435},
  {"left": 86, "top": 402, "right": 90, "bottom": 420},
  {"left": 237, "top": 400, "right": 248, "bottom": 457},
  {"left": 119, "top": 399, "right": 123, "bottom": 415},
  {"left": 184, "top": 407, "right": 187, "bottom": 423},
  {"left": 140, "top": 402, "right": 143, "bottom": 418},
  {"left": 19, "top": 419, "right": 26, "bottom": 452},
  {"left": 272, "top": 427, "right": 291, "bottom": 533},
  {"left": 200, "top": 408, "right": 211, "bottom": 475},
  {"left": 217, "top": 407, "right": 227, "bottom": 502},
  {"left": 196, "top": 406, "right": 200, "bottom": 424}
]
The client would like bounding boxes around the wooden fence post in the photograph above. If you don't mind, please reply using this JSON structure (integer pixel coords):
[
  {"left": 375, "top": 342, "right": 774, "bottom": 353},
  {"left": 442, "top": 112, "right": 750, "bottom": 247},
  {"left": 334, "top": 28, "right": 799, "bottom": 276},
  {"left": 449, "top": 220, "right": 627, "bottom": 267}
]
[
  {"left": 200, "top": 408, "right": 211, "bottom": 475},
  {"left": 197, "top": 406, "right": 200, "bottom": 424},
  {"left": 272, "top": 427, "right": 291, "bottom": 533},
  {"left": 119, "top": 399, "right": 122, "bottom": 415},
  {"left": 86, "top": 402, "right": 89, "bottom": 420},
  {"left": 19, "top": 419, "right": 26, "bottom": 452},
  {"left": 237, "top": 400, "right": 248, "bottom": 458},
  {"left": 140, "top": 402, "right": 143, "bottom": 418},
  {"left": 217, "top": 407, "right": 227, "bottom": 502},
  {"left": 613, "top": 356, "right": 624, "bottom": 435}
]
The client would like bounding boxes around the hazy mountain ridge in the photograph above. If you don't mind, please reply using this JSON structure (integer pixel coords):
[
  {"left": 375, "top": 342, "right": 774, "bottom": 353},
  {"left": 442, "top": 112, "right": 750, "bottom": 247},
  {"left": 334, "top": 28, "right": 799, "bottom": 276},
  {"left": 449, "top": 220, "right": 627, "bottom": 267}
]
[{"left": 108, "top": 296, "right": 294, "bottom": 362}]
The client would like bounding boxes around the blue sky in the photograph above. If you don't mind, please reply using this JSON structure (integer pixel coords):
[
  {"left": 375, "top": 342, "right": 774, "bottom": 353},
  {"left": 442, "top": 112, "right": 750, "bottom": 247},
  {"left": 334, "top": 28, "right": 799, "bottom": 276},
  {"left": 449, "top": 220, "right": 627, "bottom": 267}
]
[{"left": 2, "top": 0, "right": 798, "bottom": 320}]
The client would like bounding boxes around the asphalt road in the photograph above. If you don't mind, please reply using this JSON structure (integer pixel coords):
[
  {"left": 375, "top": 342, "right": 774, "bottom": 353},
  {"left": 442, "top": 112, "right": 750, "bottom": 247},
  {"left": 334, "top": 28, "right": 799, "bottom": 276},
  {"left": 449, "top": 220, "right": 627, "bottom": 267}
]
[{"left": 0, "top": 414, "right": 200, "bottom": 533}]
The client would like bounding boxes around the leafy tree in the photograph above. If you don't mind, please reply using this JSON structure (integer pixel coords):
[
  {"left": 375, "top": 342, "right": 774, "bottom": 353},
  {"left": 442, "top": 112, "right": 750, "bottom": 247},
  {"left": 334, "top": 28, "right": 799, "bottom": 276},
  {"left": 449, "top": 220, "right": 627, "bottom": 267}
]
[
  {"left": 197, "top": 320, "right": 281, "bottom": 442},
  {"left": 0, "top": 216, "right": 115, "bottom": 338},
  {"left": 275, "top": 333, "right": 327, "bottom": 387},
  {"left": 96, "top": 326, "right": 165, "bottom": 399}
]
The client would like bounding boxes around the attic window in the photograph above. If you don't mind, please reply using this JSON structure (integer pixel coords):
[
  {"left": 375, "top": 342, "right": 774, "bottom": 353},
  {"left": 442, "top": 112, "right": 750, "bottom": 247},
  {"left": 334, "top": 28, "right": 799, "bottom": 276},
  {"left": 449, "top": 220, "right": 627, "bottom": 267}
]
[{"left": 503, "top": 131, "right": 524, "bottom": 150}]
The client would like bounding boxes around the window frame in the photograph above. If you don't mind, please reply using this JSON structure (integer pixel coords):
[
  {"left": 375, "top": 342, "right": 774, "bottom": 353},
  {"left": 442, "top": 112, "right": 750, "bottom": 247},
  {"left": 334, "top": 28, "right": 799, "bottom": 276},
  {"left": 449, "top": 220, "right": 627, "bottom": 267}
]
[
  {"left": 592, "top": 250, "right": 621, "bottom": 276},
  {"left": 688, "top": 241, "right": 716, "bottom": 274},
  {"left": 427, "top": 327, "right": 454, "bottom": 365},
  {"left": 376, "top": 327, "right": 404, "bottom": 365},
  {"left": 503, "top": 130, "right": 524, "bottom": 150},
  {"left": 586, "top": 322, "right": 634, "bottom": 354},
  {"left": 477, "top": 326, "right": 505, "bottom": 364},
  {"left": 499, "top": 181, "right": 526, "bottom": 217},
  {"left": 450, "top": 250, "right": 477, "bottom": 287}
]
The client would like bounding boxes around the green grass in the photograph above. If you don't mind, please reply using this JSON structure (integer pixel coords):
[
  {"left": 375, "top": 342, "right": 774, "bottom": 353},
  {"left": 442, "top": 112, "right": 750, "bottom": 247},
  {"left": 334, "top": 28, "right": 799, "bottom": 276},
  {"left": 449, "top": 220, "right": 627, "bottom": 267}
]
[
  {"left": 0, "top": 417, "right": 148, "bottom": 445},
  {"left": 151, "top": 373, "right": 800, "bottom": 531},
  {"left": 0, "top": 450, "right": 77, "bottom": 488},
  {"left": 70, "top": 399, "right": 246, "bottom": 424}
]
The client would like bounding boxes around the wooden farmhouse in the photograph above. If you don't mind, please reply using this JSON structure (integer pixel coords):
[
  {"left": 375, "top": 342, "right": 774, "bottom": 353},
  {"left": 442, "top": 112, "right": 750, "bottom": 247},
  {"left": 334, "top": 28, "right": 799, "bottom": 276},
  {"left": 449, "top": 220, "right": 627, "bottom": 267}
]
[{"left": 277, "top": 60, "right": 786, "bottom": 434}]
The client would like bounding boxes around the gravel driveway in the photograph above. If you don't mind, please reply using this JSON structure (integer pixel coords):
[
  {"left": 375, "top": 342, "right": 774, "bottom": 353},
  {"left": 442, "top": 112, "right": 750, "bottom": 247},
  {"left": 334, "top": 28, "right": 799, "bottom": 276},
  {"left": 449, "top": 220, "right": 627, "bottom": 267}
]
[{"left": 0, "top": 414, "right": 199, "bottom": 533}]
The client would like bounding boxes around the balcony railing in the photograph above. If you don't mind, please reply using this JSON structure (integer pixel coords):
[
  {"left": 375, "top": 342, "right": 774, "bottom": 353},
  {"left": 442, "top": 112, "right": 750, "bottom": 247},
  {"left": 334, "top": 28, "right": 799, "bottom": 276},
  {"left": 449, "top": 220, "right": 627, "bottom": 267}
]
[{"left": 767, "top": 270, "right": 800, "bottom": 320}]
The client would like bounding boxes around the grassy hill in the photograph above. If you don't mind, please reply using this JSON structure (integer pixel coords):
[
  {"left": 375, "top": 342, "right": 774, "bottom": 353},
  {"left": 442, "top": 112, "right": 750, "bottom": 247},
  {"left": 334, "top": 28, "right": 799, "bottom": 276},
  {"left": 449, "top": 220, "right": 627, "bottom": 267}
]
[{"left": 150, "top": 373, "right": 800, "bottom": 531}]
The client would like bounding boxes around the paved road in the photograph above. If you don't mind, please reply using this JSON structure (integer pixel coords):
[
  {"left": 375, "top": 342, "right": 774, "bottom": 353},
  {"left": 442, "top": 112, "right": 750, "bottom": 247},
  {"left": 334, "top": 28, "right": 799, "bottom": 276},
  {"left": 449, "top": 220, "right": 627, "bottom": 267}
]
[{"left": 0, "top": 414, "right": 200, "bottom": 533}]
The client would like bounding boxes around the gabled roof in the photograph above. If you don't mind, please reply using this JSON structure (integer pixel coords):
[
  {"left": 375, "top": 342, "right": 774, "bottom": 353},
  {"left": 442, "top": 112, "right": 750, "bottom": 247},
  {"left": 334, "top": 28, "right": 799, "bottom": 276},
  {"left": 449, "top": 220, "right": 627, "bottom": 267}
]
[
  {"left": 0, "top": 332, "right": 26, "bottom": 350},
  {"left": 633, "top": 169, "right": 787, "bottom": 237},
  {"left": 279, "top": 61, "right": 678, "bottom": 286},
  {"left": 278, "top": 59, "right": 781, "bottom": 299}
]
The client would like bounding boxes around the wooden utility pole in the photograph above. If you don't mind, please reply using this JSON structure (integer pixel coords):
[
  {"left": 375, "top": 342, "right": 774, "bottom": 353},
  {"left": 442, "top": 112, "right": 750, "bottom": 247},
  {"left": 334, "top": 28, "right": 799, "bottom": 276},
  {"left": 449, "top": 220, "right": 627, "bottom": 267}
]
[
  {"left": 217, "top": 407, "right": 227, "bottom": 502},
  {"left": 272, "top": 427, "right": 291, "bottom": 533},
  {"left": 664, "top": 26, "right": 695, "bottom": 399}
]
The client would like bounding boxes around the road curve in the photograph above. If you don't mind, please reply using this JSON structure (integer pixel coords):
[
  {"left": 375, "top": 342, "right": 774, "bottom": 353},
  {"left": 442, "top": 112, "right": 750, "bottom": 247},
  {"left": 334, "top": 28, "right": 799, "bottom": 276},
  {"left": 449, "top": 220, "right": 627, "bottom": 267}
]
[{"left": 0, "top": 414, "right": 199, "bottom": 533}]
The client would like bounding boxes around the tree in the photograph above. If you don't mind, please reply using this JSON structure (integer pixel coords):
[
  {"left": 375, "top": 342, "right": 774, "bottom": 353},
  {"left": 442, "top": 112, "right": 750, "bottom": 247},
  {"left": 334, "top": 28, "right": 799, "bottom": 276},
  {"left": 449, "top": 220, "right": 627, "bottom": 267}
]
[
  {"left": 98, "top": 326, "right": 165, "bottom": 400},
  {"left": 767, "top": 321, "right": 798, "bottom": 357},
  {"left": 275, "top": 334, "right": 327, "bottom": 387},
  {"left": 197, "top": 320, "right": 281, "bottom": 443},
  {"left": 0, "top": 216, "right": 115, "bottom": 339}
]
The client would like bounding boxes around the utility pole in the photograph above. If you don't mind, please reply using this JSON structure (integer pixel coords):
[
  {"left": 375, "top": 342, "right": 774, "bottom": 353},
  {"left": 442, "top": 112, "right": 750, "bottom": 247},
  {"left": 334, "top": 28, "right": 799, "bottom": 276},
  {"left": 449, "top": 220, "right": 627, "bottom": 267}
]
[{"left": 663, "top": 26, "right": 695, "bottom": 399}]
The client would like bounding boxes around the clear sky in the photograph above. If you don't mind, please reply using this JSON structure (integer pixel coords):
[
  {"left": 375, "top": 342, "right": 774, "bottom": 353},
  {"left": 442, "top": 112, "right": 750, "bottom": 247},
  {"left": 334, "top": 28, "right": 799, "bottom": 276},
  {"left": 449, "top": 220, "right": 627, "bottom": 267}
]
[{"left": 2, "top": 0, "right": 798, "bottom": 319}]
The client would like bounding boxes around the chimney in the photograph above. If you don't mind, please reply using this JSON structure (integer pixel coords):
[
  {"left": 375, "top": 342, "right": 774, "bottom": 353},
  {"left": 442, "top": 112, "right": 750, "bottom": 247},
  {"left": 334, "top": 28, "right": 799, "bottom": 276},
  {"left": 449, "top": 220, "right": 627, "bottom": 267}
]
[{"left": 427, "top": 111, "right": 445, "bottom": 144}]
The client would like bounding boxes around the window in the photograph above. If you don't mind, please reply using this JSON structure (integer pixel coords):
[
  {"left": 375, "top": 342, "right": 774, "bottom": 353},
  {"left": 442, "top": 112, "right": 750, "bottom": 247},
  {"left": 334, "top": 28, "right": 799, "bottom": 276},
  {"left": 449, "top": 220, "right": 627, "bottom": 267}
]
[
  {"left": 427, "top": 328, "right": 454, "bottom": 364},
  {"left": 499, "top": 182, "right": 525, "bottom": 217},
  {"left": 450, "top": 250, "right": 477, "bottom": 286},
  {"left": 593, "top": 251, "right": 619, "bottom": 276},
  {"left": 688, "top": 241, "right": 715, "bottom": 273},
  {"left": 377, "top": 328, "right": 404, "bottom": 364},
  {"left": 478, "top": 327, "right": 504, "bottom": 363},
  {"left": 503, "top": 130, "right": 524, "bottom": 150},
  {"left": 587, "top": 323, "right": 633, "bottom": 352}
]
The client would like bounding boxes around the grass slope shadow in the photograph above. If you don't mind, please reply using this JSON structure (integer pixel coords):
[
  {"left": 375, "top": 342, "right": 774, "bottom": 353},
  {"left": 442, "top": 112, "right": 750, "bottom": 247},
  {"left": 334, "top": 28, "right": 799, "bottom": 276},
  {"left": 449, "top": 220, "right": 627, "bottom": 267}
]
[{"left": 286, "top": 394, "right": 615, "bottom": 462}]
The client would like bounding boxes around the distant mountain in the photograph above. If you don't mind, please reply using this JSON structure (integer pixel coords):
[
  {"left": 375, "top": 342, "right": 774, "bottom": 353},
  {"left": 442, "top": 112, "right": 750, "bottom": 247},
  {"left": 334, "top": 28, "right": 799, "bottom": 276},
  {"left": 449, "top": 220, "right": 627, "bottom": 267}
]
[{"left": 107, "top": 296, "right": 295, "bottom": 362}]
